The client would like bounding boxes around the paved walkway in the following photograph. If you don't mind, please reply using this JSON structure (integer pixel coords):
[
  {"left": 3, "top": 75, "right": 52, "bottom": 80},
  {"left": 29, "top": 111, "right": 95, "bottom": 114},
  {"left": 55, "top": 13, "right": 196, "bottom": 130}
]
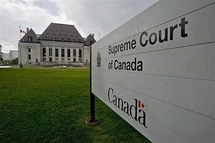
[{"left": 0, "top": 66, "right": 11, "bottom": 68}]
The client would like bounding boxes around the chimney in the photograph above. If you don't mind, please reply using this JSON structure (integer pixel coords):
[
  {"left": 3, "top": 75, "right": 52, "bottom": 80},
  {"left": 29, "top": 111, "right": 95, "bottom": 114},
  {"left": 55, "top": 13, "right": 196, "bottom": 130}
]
[
  {"left": 92, "top": 34, "right": 94, "bottom": 37},
  {"left": 26, "top": 27, "right": 29, "bottom": 33}
]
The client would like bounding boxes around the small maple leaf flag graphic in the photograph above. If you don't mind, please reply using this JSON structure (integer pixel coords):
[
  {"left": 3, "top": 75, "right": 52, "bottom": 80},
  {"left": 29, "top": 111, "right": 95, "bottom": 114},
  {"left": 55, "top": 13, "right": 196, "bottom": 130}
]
[{"left": 138, "top": 100, "right": 145, "bottom": 108}]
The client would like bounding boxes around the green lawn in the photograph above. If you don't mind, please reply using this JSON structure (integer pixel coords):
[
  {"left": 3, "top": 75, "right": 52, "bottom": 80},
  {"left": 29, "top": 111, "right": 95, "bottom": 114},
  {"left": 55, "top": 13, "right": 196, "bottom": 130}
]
[{"left": 0, "top": 68, "right": 150, "bottom": 143}]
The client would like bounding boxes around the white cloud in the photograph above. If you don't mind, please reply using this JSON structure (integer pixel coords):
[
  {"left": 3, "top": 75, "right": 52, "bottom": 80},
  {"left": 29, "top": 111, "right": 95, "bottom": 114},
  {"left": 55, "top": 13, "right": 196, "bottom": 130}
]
[
  {"left": 0, "top": 0, "right": 74, "bottom": 53},
  {"left": 48, "top": 0, "right": 158, "bottom": 40},
  {"left": 0, "top": 0, "right": 158, "bottom": 53}
]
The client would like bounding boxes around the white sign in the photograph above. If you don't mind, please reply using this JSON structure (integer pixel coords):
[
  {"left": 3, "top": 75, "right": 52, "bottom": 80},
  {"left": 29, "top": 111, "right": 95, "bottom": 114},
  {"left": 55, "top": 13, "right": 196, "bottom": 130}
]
[{"left": 92, "top": 0, "right": 215, "bottom": 142}]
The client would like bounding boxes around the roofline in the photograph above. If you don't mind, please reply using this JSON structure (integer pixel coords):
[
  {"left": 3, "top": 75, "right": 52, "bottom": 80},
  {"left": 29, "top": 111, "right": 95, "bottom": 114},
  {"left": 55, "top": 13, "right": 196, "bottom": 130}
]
[{"left": 50, "top": 22, "right": 74, "bottom": 26}]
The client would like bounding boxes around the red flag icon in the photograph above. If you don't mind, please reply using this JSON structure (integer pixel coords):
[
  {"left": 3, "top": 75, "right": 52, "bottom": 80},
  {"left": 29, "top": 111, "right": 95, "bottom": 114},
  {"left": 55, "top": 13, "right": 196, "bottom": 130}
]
[
  {"left": 20, "top": 29, "right": 26, "bottom": 34},
  {"left": 138, "top": 100, "right": 145, "bottom": 108}
]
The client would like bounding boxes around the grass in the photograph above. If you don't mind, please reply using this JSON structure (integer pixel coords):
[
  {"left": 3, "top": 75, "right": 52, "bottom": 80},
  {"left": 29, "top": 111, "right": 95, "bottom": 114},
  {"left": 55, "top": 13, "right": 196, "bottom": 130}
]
[{"left": 0, "top": 67, "right": 150, "bottom": 143}]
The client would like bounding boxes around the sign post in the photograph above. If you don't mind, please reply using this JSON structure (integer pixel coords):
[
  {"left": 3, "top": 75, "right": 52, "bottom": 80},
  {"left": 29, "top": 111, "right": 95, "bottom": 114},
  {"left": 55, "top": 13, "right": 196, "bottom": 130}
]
[{"left": 85, "top": 45, "right": 99, "bottom": 125}]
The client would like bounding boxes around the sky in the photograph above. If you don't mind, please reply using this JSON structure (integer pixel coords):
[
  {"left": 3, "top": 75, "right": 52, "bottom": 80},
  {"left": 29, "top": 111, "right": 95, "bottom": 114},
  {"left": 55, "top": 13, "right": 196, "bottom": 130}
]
[{"left": 0, "top": 0, "right": 158, "bottom": 53}]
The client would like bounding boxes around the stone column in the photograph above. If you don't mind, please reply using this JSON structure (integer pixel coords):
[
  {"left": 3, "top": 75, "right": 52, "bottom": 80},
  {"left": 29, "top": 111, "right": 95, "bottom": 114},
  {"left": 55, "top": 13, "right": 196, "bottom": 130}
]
[
  {"left": 52, "top": 47, "right": 55, "bottom": 62},
  {"left": 46, "top": 47, "right": 49, "bottom": 62},
  {"left": 76, "top": 48, "right": 79, "bottom": 62},
  {"left": 71, "top": 48, "right": 73, "bottom": 62},
  {"left": 65, "top": 47, "right": 67, "bottom": 62},
  {"left": 59, "top": 47, "right": 61, "bottom": 63}
]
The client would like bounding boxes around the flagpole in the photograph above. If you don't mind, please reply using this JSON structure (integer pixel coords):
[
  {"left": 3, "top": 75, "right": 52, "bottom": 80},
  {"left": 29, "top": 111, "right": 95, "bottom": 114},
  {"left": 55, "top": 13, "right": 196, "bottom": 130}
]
[{"left": 19, "top": 25, "right": 21, "bottom": 39}]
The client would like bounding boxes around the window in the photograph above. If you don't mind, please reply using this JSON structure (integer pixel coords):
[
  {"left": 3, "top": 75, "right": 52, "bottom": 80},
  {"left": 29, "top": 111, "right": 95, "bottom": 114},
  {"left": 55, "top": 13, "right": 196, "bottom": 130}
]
[
  {"left": 55, "top": 49, "right": 58, "bottom": 57},
  {"left": 79, "top": 49, "right": 82, "bottom": 57},
  {"left": 42, "top": 48, "right": 46, "bottom": 56},
  {"left": 73, "top": 49, "right": 76, "bottom": 57},
  {"left": 28, "top": 36, "right": 32, "bottom": 42},
  {"left": 49, "top": 48, "right": 52, "bottom": 56},
  {"left": 61, "top": 49, "right": 64, "bottom": 57},
  {"left": 28, "top": 48, "right": 31, "bottom": 53},
  {"left": 28, "top": 54, "right": 31, "bottom": 60},
  {"left": 67, "top": 49, "right": 70, "bottom": 57}
]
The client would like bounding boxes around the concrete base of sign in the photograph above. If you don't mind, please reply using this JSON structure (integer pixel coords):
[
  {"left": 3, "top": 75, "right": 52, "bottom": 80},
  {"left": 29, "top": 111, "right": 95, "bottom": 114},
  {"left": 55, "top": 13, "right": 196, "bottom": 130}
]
[{"left": 85, "top": 118, "right": 99, "bottom": 126}]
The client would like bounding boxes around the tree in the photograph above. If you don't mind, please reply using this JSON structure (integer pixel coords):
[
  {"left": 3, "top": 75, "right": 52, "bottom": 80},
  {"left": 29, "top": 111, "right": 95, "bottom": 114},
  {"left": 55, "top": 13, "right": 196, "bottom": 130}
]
[
  {"left": 0, "top": 52, "right": 3, "bottom": 65},
  {"left": 11, "top": 58, "right": 18, "bottom": 65}
]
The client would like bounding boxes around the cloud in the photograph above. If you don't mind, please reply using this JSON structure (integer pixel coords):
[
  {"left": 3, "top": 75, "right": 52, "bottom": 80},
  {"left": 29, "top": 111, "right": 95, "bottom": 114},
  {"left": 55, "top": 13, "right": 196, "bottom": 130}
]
[
  {"left": 0, "top": 0, "right": 73, "bottom": 52},
  {"left": 52, "top": 0, "right": 158, "bottom": 39},
  {"left": 0, "top": 0, "right": 158, "bottom": 53},
  {"left": 33, "top": 0, "right": 58, "bottom": 15}
]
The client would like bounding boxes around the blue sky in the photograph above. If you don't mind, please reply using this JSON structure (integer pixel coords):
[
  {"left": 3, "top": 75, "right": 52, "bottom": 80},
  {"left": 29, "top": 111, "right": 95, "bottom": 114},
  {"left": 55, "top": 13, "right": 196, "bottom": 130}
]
[{"left": 0, "top": 0, "right": 158, "bottom": 53}]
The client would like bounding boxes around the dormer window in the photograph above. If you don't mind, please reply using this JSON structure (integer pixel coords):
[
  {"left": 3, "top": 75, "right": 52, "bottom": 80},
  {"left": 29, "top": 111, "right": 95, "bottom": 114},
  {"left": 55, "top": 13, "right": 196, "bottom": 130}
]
[{"left": 28, "top": 36, "right": 32, "bottom": 42}]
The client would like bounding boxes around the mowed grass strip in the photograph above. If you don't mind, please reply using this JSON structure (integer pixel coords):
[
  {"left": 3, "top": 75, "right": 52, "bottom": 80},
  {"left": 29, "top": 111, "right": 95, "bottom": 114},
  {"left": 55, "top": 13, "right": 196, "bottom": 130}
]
[{"left": 0, "top": 68, "right": 150, "bottom": 143}]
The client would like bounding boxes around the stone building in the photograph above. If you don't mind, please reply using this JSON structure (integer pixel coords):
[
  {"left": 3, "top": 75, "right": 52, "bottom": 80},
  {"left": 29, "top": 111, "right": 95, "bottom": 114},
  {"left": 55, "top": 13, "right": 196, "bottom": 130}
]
[
  {"left": 0, "top": 45, "right": 2, "bottom": 57},
  {"left": 18, "top": 23, "right": 96, "bottom": 66},
  {"left": 9, "top": 50, "right": 18, "bottom": 60},
  {"left": 0, "top": 45, "right": 2, "bottom": 65}
]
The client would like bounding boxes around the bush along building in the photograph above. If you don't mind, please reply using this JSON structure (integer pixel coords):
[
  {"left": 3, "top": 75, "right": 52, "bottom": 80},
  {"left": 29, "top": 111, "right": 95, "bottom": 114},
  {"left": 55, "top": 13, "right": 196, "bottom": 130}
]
[{"left": 18, "top": 23, "right": 96, "bottom": 66}]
